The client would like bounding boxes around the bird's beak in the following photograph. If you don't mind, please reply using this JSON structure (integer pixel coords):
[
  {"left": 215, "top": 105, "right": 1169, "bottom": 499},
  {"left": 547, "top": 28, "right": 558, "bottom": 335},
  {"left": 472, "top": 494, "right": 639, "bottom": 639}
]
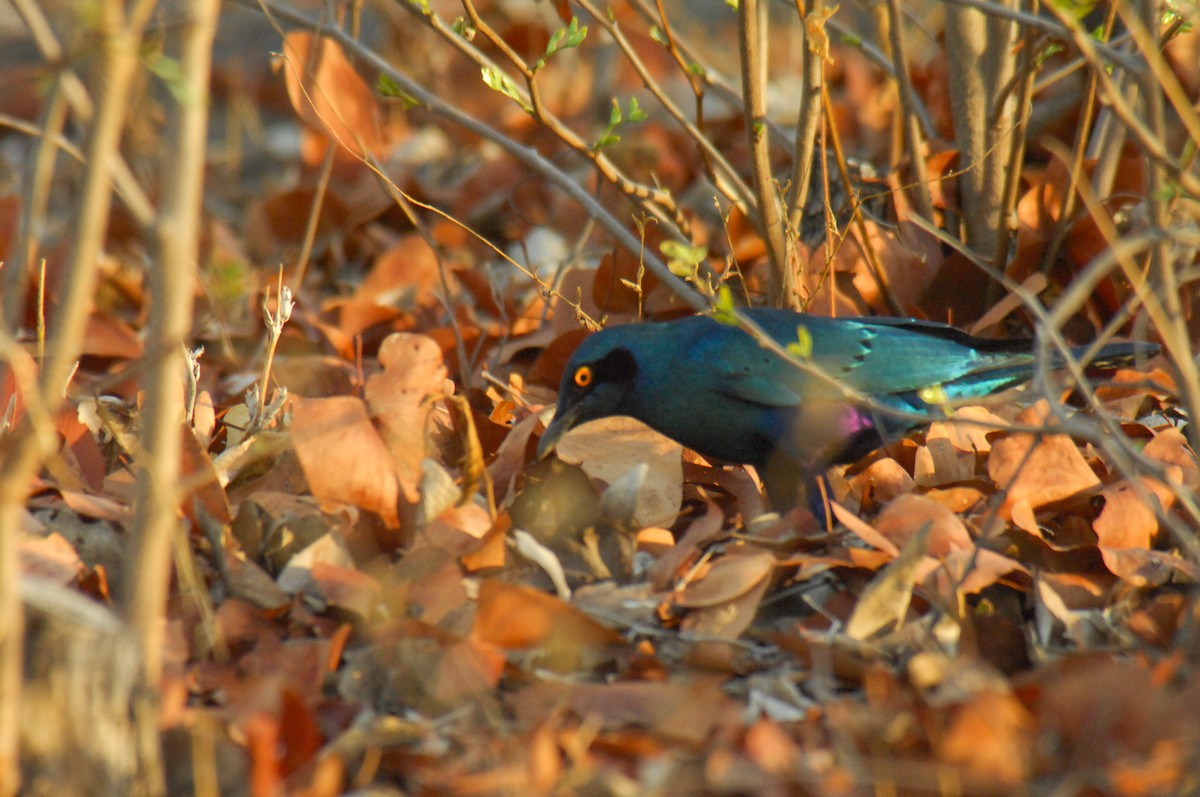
[{"left": 536, "top": 403, "right": 578, "bottom": 459}]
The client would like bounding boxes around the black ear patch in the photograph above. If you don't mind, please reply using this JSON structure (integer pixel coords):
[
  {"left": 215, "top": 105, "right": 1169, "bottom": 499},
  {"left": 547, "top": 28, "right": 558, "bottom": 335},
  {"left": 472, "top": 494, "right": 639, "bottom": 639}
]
[{"left": 593, "top": 346, "right": 638, "bottom": 383}]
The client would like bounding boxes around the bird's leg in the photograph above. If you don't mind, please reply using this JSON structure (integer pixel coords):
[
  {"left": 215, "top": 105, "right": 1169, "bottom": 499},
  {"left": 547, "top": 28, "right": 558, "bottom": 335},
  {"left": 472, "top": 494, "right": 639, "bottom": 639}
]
[
  {"left": 760, "top": 454, "right": 805, "bottom": 512},
  {"left": 759, "top": 452, "right": 837, "bottom": 531}
]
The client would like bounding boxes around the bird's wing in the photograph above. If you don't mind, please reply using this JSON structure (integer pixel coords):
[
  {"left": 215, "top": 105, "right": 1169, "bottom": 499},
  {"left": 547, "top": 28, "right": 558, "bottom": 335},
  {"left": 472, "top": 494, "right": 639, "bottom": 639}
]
[
  {"left": 693, "top": 322, "right": 809, "bottom": 408},
  {"left": 698, "top": 309, "right": 1037, "bottom": 408},
  {"left": 748, "top": 310, "right": 1035, "bottom": 396}
]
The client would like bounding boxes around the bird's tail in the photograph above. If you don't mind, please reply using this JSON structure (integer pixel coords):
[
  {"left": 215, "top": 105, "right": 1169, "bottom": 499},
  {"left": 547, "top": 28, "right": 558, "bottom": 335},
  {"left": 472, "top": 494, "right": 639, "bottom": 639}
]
[
  {"left": 1069, "top": 340, "right": 1161, "bottom": 370},
  {"left": 934, "top": 339, "right": 1159, "bottom": 404}
]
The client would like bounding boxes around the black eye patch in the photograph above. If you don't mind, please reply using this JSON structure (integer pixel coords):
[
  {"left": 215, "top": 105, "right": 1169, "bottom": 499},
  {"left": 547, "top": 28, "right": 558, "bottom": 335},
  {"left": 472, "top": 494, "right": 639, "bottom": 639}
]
[{"left": 589, "top": 346, "right": 638, "bottom": 384}]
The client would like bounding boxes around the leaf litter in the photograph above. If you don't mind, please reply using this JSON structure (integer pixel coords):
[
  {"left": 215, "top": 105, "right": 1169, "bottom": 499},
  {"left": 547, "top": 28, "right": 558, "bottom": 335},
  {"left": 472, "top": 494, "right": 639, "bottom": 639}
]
[{"left": 6, "top": 9, "right": 1200, "bottom": 797}]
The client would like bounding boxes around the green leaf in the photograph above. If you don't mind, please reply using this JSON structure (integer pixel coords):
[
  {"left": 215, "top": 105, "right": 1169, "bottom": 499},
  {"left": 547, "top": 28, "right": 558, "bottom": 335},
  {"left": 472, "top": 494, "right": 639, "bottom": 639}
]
[
  {"left": 725, "top": 0, "right": 738, "bottom": 9},
  {"left": 452, "top": 17, "right": 476, "bottom": 39},
  {"left": 596, "top": 98, "right": 648, "bottom": 151},
  {"left": 481, "top": 66, "right": 532, "bottom": 113},
  {"left": 146, "top": 53, "right": 191, "bottom": 103},
  {"left": 1152, "top": 182, "right": 1183, "bottom": 201},
  {"left": 650, "top": 26, "right": 667, "bottom": 45},
  {"left": 562, "top": 17, "right": 588, "bottom": 48},
  {"left": 1163, "top": 2, "right": 1193, "bottom": 31},
  {"left": 377, "top": 74, "right": 418, "bottom": 108},
  {"left": 786, "top": 325, "right": 813, "bottom": 359},
  {"left": 661, "top": 240, "right": 707, "bottom": 278},
  {"left": 711, "top": 285, "right": 739, "bottom": 325},
  {"left": 918, "top": 383, "right": 949, "bottom": 408},
  {"left": 1034, "top": 42, "right": 1064, "bottom": 68},
  {"left": 1049, "top": 0, "right": 1098, "bottom": 20},
  {"left": 627, "top": 96, "right": 647, "bottom": 123},
  {"left": 408, "top": 0, "right": 431, "bottom": 14},
  {"left": 537, "top": 17, "right": 587, "bottom": 71}
]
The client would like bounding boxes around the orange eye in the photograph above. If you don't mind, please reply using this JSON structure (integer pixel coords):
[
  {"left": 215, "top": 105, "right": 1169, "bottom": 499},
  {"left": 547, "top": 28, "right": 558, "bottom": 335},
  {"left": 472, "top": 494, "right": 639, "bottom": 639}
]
[{"left": 573, "top": 365, "right": 593, "bottom": 388}]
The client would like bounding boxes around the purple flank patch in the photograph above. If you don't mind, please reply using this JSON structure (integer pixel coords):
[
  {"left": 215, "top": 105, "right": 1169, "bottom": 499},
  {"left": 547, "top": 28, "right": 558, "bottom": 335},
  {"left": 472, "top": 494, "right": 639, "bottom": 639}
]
[{"left": 841, "top": 407, "right": 875, "bottom": 437}]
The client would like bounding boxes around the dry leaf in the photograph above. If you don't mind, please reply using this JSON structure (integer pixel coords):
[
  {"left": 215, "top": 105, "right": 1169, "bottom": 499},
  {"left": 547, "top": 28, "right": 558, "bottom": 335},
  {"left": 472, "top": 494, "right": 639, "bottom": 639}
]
[
  {"left": 472, "top": 579, "right": 620, "bottom": 672},
  {"left": 508, "top": 678, "right": 731, "bottom": 747},
  {"left": 831, "top": 501, "right": 900, "bottom": 557},
  {"left": 356, "top": 234, "right": 443, "bottom": 309},
  {"left": 988, "top": 403, "right": 1100, "bottom": 514},
  {"left": 280, "top": 32, "right": 389, "bottom": 158},
  {"left": 648, "top": 500, "right": 725, "bottom": 591},
  {"left": 874, "top": 494, "right": 972, "bottom": 556},
  {"left": 20, "top": 533, "right": 83, "bottom": 585},
  {"left": 1094, "top": 480, "right": 1159, "bottom": 551},
  {"left": 553, "top": 415, "right": 682, "bottom": 528},
  {"left": 673, "top": 548, "right": 775, "bottom": 609},
  {"left": 845, "top": 524, "right": 930, "bottom": 640},
  {"left": 364, "top": 332, "right": 449, "bottom": 506},
  {"left": 289, "top": 395, "right": 401, "bottom": 527},
  {"left": 937, "top": 689, "right": 1034, "bottom": 785}
]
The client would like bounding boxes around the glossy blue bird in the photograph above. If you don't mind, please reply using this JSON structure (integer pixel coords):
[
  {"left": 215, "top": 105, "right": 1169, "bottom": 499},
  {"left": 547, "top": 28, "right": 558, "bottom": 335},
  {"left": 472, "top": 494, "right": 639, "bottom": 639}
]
[{"left": 537, "top": 308, "right": 1158, "bottom": 507}]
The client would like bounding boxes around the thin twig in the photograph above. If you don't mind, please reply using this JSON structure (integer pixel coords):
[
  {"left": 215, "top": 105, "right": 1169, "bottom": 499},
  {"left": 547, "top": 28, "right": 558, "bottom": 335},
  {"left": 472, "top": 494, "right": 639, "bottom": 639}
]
[
  {"left": 942, "top": 0, "right": 1145, "bottom": 74},
  {"left": 127, "top": 0, "right": 220, "bottom": 793},
  {"left": 1047, "top": 3, "right": 1200, "bottom": 197},
  {"left": 786, "top": 0, "right": 826, "bottom": 237},
  {"left": 1038, "top": 4, "right": 1116, "bottom": 276},
  {"left": 8, "top": 0, "right": 156, "bottom": 228},
  {"left": 739, "top": 0, "right": 790, "bottom": 306},
  {"left": 572, "top": 0, "right": 755, "bottom": 208},
  {"left": 292, "top": 140, "right": 337, "bottom": 290},
  {"left": 241, "top": 0, "right": 708, "bottom": 312},
  {"left": 989, "top": 0, "right": 1039, "bottom": 288},
  {"left": 883, "top": 0, "right": 933, "bottom": 222}
]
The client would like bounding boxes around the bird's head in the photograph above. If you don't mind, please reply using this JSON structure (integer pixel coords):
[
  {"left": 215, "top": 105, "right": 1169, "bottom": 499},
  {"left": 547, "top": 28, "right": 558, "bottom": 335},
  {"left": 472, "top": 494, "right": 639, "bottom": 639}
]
[{"left": 536, "top": 329, "right": 640, "bottom": 458}]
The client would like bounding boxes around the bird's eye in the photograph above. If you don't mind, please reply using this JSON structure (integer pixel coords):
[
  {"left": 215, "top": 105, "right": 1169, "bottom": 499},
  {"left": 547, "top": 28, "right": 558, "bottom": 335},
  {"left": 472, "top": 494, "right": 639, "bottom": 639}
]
[{"left": 574, "top": 365, "right": 593, "bottom": 388}]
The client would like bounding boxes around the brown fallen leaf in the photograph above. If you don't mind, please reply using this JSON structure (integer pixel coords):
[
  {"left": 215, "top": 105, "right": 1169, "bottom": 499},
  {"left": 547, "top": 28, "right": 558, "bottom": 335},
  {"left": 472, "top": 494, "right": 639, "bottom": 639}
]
[
  {"left": 831, "top": 501, "right": 899, "bottom": 557},
  {"left": 472, "top": 579, "right": 621, "bottom": 672},
  {"left": 279, "top": 32, "right": 390, "bottom": 159},
  {"left": 647, "top": 500, "right": 725, "bottom": 591},
  {"left": 988, "top": 401, "right": 1100, "bottom": 516},
  {"left": 1144, "top": 426, "right": 1199, "bottom": 492},
  {"left": 845, "top": 523, "right": 930, "bottom": 640},
  {"left": 289, "top": 395, "right": 401, "bottom": 528},
  {"left": 20, "top": 532, "right": 83, "bottom": 585},
  {"left": 937, "top": 688, "right": 1034, "bottom": 785},
  {"left": 507, "top": 677, "right": 732, "bottom": 747},
  {"left": 874, "top": 494, "right": 972, "bottom": 556},
  {"left": 918, "top": 548, "right": 1029, "bottom": 597},
  {"left": 552, "top": 415, "right": 682, "bottom": 528},
  {"left": 364, "top": 332, "right": 449, "bottom": 509},
  {"left": 355, "top": 234, "right": 443, "bottom": 309},
  {"left": 673, "top": 548, "right": 776, "bottom": 610},
  {"left": 1093, "top": 480, "right": 1160, "bottom": 551}
]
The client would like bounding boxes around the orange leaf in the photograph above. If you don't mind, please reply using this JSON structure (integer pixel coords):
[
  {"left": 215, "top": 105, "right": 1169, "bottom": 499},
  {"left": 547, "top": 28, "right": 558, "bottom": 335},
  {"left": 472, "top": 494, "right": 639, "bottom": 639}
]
[
  {"left": 988, "top": 403, "right": 1100, "bottom": 514},
  {"left": 289, "top": 395, "right": 401, "bottom": 527},
  {"left": 279, "top": 32, "right": 388, "bottom": 159},
  {"left": 553, "top": 415, "right": 682, "bottom": 528},
  {"left": 1094, "top": 480, "right": 1159, "bottom": 551},
  {"left": 472, "top": 580, "right": 620, "bottom": 671},
  {"left": 356, "top": 234, "right": 443, "bottom": 308},
  {"left": 937, "top": 689, "right": 1034, "bottom": 785},
  {"left": 874, "top": 494, "right": 972, "bottom": 556},
  {"left": 364, "top": 332, "right": 448, "bottom": 503},
  {"left": 673, "top": 549, "right": 775, "bottom": 609}
]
